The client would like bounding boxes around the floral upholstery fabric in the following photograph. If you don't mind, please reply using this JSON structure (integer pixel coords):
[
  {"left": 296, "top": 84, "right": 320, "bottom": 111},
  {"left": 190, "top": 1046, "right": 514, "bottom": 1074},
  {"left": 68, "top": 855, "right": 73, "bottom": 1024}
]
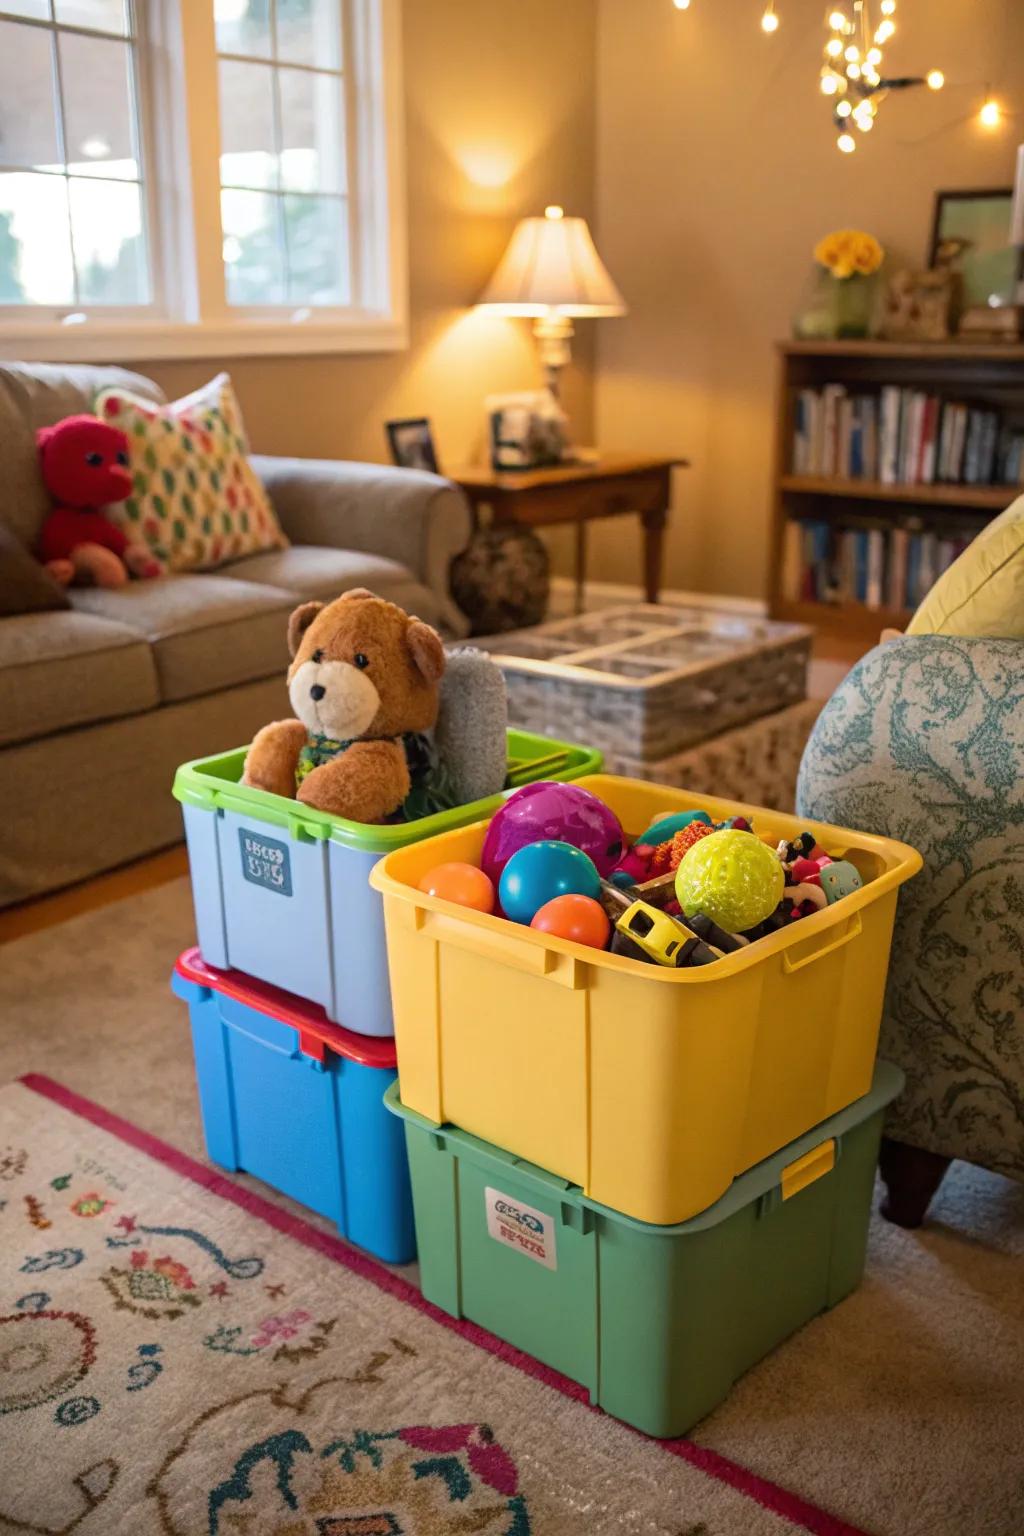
[{"left": 797, "top": 636, "right": 1024, "bottom": 1180}]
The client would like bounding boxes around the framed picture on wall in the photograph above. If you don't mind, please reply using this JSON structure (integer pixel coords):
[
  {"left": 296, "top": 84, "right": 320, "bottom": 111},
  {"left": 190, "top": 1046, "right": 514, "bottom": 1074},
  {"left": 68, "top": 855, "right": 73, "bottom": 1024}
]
[
  {"left": 928, "top": 188, "right": 1016, "bottom": 308},
  {"left": 385, "top": 417, "right": 440, "bottom": 474}
]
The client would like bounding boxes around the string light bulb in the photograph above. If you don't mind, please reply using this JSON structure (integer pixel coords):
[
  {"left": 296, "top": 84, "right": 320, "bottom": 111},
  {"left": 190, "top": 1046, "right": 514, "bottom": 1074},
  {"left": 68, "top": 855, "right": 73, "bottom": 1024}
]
[
  {"left": 880, "top": 0, "right": 895, "bottom": 12},
  {"left": 926, "top": 69, "right": 944, "bottom": 90},
  {"left": 828, "top": 10, "right": 847, "bottom": 28},
  {"left": 761, "top": 3, "right": 779, "bottom": 32},
  {"left": 672, "top": 0, "right": 691, "bottom": 9},
  {"left": 979, "top": 95, "right": 1001, "bottom": 127},
  {"left": 836, "top": 99, "right": 853, "bottom": 117},
  {"left": 837, "top": 132, "right": 857, "bottom": 153},
  {"left": 821, "top": 73, "right": 840, "bottom": 95}
]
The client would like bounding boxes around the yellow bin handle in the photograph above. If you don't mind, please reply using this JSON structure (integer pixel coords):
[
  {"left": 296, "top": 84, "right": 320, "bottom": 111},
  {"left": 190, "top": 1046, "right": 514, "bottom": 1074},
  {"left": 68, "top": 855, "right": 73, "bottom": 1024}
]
[
  {"left": 782, "top": 911, "right": 863, "bottom": 974},
  {"left": 408, "top": 905, "right": 586, "bottom": 990}
]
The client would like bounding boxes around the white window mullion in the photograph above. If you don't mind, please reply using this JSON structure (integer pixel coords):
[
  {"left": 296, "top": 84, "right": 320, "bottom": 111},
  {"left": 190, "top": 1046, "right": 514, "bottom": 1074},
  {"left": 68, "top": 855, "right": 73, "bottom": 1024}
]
[{"left": 154, "top": 0, "right": 227, "bottom": 323}]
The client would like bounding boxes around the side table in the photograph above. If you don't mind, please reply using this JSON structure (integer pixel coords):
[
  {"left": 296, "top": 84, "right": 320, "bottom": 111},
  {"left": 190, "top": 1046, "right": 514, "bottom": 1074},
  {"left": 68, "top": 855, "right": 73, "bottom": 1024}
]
[{"left": 450, "top": 454, "right": 686, "bottom": 611}]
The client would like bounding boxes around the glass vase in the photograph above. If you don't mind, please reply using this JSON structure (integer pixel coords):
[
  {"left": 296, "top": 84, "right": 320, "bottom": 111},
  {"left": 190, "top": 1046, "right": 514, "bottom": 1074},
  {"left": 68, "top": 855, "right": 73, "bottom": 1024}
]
[{"left": 794, "top": 267, "right": 876, "bottom": 340}]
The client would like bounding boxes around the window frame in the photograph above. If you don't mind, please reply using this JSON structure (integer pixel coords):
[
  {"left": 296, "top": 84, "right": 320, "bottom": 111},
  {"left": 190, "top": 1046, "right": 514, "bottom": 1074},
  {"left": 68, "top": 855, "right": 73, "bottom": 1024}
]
[{"left": 0, "top": 0, "right": 408, "bottom": 360}]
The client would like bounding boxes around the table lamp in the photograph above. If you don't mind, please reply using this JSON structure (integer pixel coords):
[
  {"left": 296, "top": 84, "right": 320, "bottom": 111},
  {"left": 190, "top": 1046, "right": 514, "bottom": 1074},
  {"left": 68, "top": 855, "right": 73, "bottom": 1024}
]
[{"left": 476, "top": 205, "right": 627, "bottom": 400}]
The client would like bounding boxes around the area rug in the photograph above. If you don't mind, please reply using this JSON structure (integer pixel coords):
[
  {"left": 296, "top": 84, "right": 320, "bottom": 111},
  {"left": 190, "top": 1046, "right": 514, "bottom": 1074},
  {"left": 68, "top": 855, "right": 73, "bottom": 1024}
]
[
  {"left": 0, "top": 1074, "right": 858, "bottom": 1536},
  {"left": 1, "top": 878, "right": 1022, "bottom": 1536}
]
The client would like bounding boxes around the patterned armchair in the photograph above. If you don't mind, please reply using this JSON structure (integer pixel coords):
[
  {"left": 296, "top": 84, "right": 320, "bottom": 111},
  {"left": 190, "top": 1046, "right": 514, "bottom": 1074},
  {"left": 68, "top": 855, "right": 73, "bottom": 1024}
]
[{"left": 797, "top": 635, "right": 1024, "bottom": 1225}]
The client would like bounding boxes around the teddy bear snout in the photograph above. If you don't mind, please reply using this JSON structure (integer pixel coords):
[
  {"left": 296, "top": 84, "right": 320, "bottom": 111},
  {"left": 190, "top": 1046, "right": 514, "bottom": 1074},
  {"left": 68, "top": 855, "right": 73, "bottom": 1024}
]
[{"left": 288, "top": 656, "right": 381, "bottom": 738}]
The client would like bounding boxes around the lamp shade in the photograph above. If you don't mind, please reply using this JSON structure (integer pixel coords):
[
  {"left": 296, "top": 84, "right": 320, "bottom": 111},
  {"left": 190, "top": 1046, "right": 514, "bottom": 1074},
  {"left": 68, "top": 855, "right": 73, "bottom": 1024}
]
[{"left": 477, "top": 213, "right": 627, "bottom": 317}]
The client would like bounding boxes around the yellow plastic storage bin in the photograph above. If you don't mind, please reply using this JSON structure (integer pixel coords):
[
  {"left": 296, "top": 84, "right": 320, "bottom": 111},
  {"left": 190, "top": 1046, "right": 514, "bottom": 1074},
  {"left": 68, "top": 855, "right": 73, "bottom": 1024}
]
[{"left": 369, "top": 775, "right": 921, "bottom": 1225}]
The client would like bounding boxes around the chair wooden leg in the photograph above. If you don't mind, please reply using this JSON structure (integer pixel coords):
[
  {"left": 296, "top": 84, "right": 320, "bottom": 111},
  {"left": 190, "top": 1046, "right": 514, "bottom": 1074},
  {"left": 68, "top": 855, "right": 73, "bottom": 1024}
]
[{"left": 878, "top": 1137, "right": 953, "bottom": 1229}]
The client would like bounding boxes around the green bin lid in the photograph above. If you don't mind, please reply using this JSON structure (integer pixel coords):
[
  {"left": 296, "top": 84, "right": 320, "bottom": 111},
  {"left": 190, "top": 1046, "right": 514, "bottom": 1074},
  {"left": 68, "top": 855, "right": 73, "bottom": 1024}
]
[
  {"left": 172, "top": 730, "right": 603, "bottom": 854},
  {"left": 385, "top": 1059, "right": 904, "bottom": 1235}
]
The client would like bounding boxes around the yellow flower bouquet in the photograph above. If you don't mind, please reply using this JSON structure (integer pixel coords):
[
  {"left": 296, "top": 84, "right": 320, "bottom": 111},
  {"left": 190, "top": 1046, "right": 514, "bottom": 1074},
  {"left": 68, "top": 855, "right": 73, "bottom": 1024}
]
[
  {"left": 795, "top": 228, "right": 885, "bottom": 339},
  {"left": 813, "top": 229, "right": 884, "bottom": 280}
]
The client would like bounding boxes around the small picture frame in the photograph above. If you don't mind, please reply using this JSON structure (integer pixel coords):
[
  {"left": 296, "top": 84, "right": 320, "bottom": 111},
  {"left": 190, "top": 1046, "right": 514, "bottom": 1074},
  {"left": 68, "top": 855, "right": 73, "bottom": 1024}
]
[
  {"left": 928, "top": 188, "right": 1016, "bottom": 309},
  {"left": 385, "top": 417, "right": 440, "bottom": 474}
]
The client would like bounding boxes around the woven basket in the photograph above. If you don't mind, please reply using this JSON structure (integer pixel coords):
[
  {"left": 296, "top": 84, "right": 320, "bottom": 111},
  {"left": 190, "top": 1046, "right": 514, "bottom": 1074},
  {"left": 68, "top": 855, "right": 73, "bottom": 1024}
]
[{"left": 481, "top": 605, "right": 813, "bottom": 762}]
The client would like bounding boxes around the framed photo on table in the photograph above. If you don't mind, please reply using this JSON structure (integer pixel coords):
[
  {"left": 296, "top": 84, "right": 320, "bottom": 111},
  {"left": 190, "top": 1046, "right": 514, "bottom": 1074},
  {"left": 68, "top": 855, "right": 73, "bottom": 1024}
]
[{"left": 385, "top": 418, "right": 440, "bottom": 474}]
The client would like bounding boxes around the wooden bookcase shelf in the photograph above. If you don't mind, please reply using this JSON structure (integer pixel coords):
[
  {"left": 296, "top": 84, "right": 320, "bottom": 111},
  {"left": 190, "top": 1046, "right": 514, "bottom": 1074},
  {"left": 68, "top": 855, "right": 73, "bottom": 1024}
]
[{"left": 769, "top": 340, "right": 1024, "bottom": 646}]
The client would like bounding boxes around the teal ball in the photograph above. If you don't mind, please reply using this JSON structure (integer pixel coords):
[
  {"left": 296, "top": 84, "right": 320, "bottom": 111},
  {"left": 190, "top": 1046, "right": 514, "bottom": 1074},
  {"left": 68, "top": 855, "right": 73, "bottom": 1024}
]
[{"left": 498, "top": 840, "right": 601, "bottom": 925}]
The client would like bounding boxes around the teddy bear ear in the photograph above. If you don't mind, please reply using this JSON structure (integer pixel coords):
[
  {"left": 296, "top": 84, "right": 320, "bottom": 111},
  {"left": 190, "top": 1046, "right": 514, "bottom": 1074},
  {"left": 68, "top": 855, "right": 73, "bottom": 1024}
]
[
  {"left": 406, "top": 617, "right": 446, "bottom": 684},
  {"left": 36, "top": 425, "right": 55, "bottom": 451},
  {"left": 287, "top": 601, "right": 323, "bottom": 658}
]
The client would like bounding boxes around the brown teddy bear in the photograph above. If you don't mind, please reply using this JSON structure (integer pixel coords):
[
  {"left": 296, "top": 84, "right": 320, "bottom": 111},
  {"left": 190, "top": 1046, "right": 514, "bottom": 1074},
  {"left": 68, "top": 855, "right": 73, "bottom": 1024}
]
[{"left": 243, "top": 588, "right": 447, "bottom": 823}]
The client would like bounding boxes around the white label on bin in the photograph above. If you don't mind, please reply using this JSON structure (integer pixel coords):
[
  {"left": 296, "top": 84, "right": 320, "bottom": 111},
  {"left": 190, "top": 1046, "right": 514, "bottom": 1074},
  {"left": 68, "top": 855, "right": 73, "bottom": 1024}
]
[
  {"left": 485, "top": 1186, "right": 557, "bottom": 1270},
  {"left": 239, "top": 828, "right": 293, "bottom": 897}
]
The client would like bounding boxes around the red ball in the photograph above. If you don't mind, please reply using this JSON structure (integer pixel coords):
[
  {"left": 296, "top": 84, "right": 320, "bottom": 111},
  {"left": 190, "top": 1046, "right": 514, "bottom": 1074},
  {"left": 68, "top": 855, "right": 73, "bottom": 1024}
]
[
  {"left": 418, "top": 862, "right": 495, "bottom": 913},
  {"left": 530, "top": 893, "right": 610, "bottom": 949}
]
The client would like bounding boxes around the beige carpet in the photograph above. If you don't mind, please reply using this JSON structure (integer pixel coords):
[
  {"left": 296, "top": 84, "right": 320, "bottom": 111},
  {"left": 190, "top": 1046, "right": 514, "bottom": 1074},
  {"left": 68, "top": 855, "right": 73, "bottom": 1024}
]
[{"left": 1, "top": 878, "right": 1022, "bottom": 1536}]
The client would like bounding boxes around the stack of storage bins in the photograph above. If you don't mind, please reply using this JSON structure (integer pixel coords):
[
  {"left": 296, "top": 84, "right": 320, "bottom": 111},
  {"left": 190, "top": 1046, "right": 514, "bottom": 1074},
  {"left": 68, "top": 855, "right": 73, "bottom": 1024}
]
[
  {"left": 371, "top": 774, "right": 920, "bottom": 1432},
  {"left": 170, "top": 733, "right": 602, "bottom": 1264}
]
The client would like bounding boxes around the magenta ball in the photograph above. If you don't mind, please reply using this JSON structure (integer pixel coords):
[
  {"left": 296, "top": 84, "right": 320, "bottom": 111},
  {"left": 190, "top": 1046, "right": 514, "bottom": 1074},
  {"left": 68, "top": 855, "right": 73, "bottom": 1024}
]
[{"left": 481, "top": 781, "right": 624, "bottom": 884}]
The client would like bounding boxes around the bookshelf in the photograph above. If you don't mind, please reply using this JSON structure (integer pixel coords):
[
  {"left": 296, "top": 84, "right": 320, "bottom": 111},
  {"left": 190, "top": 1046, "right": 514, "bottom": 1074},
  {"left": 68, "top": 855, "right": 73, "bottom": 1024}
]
[{"left": 769, "top": 340, "right": 1024, "bottom": 644}]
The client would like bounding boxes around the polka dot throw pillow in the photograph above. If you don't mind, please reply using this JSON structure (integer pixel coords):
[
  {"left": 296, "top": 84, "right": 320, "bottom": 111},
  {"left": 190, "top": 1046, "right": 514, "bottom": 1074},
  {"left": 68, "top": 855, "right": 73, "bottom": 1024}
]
[{"left": 94, "top": 373, "right": 288, "bottom": 573}]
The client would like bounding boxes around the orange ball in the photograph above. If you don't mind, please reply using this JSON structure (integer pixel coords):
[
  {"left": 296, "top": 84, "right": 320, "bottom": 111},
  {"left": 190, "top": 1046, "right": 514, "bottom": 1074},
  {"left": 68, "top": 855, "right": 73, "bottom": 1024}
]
[
  {"left": 418, "top": 861, "right": 495, "bottom": 913},
  {"left": 530, "top": 893, "right": 610, "bottom": 949}
]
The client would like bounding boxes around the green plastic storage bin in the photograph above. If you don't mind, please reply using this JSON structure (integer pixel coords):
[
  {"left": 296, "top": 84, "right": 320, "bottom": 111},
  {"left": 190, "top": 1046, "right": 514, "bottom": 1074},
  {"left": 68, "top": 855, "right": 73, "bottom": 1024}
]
[
  {"left": 386, "top": 1060, "right": 902, "bottom": 1437},
  {"left": 173, "top": 730, "right": 601, "bottom": 1035}
]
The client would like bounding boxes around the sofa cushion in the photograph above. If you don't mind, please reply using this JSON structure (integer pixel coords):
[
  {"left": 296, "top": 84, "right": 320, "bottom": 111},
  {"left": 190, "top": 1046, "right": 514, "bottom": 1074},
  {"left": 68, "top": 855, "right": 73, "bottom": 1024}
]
[
  {"left": 907, "top": 494, "right": 1024, "bottom": 640},
  {"left": 218, "top": 545, "right": 443, "bottom": 624},
  {"left": 0, "top": 524, "right": 70, "bottom": 616},
  {"left": 71, "top": 575, "right": 293, "bottom": 704},
  {"left": 96, "top": 375, "right": 288, "bottom": 574},
  {"left": 0, "top": 363, "right": 164, "bottom": 550},
  {"left": 0, "top": 610, "right": 158, "bottom": 748}
]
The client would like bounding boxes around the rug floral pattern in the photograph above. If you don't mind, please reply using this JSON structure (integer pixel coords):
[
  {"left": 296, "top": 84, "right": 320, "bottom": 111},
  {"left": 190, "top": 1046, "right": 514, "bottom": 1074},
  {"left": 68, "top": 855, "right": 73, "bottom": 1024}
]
[{"left": 0, "top": 1082, "right": 808, "bottom": 1536}]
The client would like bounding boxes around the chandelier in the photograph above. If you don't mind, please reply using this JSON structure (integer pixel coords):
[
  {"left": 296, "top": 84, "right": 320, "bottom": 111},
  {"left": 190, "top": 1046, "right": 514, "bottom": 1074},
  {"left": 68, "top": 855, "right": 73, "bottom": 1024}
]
[{"left": 820, "top": 1, "right": 943, "bottom": 153}]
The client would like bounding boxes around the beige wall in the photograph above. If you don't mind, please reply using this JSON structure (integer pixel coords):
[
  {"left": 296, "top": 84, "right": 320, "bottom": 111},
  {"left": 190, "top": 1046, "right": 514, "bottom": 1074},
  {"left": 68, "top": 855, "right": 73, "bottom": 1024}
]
[
  {"left": 137, "top": 0, "right": 596, "bottom": 488},
  {"left": 592, "top": 0, "right": 1024, "bottom": 599}
]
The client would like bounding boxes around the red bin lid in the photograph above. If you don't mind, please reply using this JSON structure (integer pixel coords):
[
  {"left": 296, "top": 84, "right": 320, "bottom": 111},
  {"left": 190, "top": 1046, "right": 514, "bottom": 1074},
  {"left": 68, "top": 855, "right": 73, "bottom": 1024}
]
[{"left": 173, "top": 947, "right": 397, "bottom": 1069}]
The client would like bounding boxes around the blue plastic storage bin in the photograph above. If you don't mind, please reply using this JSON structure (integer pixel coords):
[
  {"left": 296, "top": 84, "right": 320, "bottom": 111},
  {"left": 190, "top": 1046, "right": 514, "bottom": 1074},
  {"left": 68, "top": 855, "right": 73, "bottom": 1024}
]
[
  {"left": 173, "top": 734, "right": 601, "bottom": 1037},
  {"left": 172, "top": 948, "right": 415, "bottom": 1264}
]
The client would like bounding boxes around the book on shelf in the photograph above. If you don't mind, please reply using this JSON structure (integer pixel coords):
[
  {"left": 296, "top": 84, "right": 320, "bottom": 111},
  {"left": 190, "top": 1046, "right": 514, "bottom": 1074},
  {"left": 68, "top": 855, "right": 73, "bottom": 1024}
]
[
  {"left": 791, "top": 383, "right": 1023, "bottom": 488},
  {"left": 781, "top": 517, "right": 971, "bottom": 612}
]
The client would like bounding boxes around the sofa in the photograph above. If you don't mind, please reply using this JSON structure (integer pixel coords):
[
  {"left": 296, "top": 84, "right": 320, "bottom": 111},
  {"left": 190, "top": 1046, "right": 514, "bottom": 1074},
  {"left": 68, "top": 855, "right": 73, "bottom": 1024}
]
[
  {"left": 0, "top": 362, "right": 472, "bottom": 907},
  {"left": 797, "top": 635, "right": 1024, "bottom": 1225}
]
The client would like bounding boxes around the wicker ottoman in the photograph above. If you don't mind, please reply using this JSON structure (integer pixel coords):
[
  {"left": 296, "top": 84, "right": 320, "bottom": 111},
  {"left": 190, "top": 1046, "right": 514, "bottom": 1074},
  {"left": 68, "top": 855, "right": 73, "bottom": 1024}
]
[{"left": 479, "top": 605, "right": 814, "bottom": 800}]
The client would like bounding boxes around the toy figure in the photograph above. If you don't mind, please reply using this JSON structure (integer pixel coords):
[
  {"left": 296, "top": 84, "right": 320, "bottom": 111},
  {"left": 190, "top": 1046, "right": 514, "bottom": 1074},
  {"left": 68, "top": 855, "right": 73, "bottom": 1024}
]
[{"left": 35, "top": 414, "right": 161, "bottom": 587}]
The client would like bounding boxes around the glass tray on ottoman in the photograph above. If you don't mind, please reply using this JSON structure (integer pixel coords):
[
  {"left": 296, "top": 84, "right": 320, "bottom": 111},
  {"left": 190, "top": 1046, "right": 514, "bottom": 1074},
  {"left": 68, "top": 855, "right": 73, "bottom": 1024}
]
[{"left": 478, "top": 604, "right": 813, "bottom": 766}]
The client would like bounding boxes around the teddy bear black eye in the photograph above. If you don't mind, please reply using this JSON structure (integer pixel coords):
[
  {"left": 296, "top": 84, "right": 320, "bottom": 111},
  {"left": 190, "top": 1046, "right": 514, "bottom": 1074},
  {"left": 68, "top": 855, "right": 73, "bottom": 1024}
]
[
  {"left": 354, "top": 652, "right": 369, "bottom": 670},
  {"left": 116, "top": 451, "right": 128, "bottom": 466},
  {"left": 311, "top": 648, "right": 324, "bottom": 664},
  {"left": 85, "top": 451, "right": 103, "bottom": 466}
]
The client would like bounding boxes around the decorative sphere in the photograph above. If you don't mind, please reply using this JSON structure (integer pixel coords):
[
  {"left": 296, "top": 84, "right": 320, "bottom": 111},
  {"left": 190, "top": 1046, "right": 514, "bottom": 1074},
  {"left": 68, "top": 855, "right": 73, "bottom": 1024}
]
[
  {"left": 481, "top": 782, "right": 624, "bottom": 884},
  {"left": 418, "top": 861, "right": 495, "bottom": 914},
  {"left": 674, "top": 828, "right": 784, "bottom": 934},
  {"left": 498, "top": 840, "right": 601, "bottom": 925},
  {"left": 530, "top": 893, "right": 610, "bottom": 949}
]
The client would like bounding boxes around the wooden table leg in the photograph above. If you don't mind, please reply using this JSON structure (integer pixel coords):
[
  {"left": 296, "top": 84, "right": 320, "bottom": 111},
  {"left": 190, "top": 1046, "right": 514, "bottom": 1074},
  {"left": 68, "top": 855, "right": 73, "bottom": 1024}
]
[
  {"left": 641, "top": 506, "right": 667, "bottom": 604},
  {"left": 574, "top": 519, "right": 587, "bottom": 614}
]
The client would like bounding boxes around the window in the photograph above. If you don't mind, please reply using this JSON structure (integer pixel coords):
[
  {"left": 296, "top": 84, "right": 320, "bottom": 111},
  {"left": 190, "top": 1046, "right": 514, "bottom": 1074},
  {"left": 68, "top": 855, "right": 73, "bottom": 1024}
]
[
  {"left": 217, "top": 0, "right": 350, "bottom": 309},
  {"left": 0, "top": 0, "right": 406, "bottom": 358},
  {"left": 0, "top": 1, "right": 152, "bottom": 309}
]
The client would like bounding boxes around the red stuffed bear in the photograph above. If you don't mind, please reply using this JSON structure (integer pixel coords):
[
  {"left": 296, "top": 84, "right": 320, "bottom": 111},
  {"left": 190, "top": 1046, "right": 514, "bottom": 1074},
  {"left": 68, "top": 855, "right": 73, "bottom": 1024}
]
[{"left": 35, "top": 415, "right": 162, "bottom": 588}]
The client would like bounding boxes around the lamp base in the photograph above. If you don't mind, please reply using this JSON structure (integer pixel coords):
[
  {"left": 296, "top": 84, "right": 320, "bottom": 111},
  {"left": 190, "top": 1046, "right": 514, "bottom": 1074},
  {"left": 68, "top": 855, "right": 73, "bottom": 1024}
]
[{"left": 532, "top": 313, "right": 575, "bottom": 400}]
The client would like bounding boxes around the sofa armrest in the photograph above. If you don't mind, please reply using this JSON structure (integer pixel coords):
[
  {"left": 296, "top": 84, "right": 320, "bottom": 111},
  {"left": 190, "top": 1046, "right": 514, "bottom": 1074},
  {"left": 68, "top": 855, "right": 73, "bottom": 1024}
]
[
  {"left": 796, "top": 635, "right": 1024, "bottom": 1173},
  {"left": 250, "top": 454, "right": 472, "bottom": 635}
]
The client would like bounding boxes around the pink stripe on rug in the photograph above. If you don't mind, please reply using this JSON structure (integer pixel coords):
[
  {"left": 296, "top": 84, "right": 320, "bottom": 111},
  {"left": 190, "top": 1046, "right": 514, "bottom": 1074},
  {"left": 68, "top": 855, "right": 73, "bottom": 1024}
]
[{"left": 19, "top": 1072, "right": 871, "bottom": 1536}]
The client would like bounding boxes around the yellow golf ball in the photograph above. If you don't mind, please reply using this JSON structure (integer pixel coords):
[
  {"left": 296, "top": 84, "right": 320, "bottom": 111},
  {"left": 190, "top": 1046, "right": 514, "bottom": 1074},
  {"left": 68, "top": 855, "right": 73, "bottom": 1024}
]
[{"left": 675, "top": 828, "right": 784, "bottom": 934}]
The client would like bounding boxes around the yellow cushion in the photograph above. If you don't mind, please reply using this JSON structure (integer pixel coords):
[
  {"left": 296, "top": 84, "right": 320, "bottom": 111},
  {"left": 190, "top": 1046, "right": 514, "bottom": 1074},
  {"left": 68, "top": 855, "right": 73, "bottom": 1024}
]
[{"left": 906, "top": 495, "right": 1024, "bottom": 638}]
